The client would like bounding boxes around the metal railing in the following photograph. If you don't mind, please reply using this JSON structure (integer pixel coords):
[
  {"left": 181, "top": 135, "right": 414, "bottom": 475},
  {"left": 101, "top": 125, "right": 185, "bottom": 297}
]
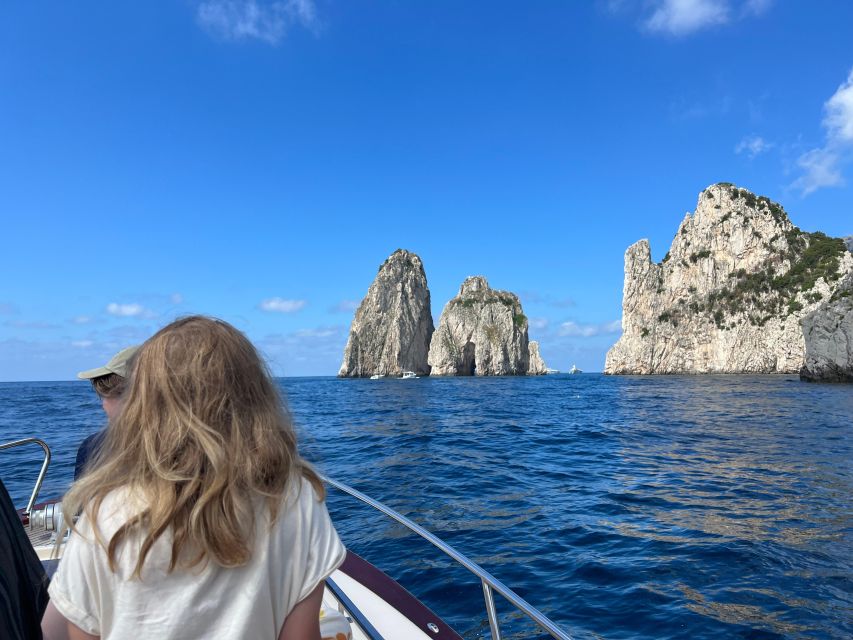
[
  {"left": 323, "top": 476, "right": 574, "bottom": 640},
  {"left": 0, "top": 438, "right": 51, "bottom": 516}
]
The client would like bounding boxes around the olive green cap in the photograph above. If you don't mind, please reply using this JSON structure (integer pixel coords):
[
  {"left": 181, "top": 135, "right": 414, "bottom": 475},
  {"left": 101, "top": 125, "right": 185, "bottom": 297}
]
[{"left": 77, "top": 345, "right": 140, "bottom": 380}]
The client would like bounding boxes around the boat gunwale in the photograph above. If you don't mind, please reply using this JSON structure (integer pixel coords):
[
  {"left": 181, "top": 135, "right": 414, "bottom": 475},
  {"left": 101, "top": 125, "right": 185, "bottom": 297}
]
[{"left": 323, "top": 475, "right": 574, "bottom": 640}]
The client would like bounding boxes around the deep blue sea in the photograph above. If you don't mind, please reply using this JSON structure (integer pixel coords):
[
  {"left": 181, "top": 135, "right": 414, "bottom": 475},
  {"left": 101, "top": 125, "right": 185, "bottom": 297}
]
[{"left": 1, "top": 375, "right": 851, "bottom": 639}]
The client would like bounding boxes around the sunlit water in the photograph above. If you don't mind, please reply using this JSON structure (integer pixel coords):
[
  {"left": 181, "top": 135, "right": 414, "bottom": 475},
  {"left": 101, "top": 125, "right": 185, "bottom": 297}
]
[{"left": 1, "top": 375, "right": 851, "bottom": 639}]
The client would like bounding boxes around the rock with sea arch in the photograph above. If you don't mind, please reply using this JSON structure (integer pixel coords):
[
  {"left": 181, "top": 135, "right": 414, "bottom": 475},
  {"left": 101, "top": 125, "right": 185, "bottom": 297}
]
[{"left": 428, "top": 276, "right": 545, "bottom": 376}]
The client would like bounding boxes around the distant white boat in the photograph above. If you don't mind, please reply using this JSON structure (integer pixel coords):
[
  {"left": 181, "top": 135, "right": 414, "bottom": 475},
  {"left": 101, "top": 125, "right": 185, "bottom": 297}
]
[
  {"left": 369, "top": 374, "right": 385, "bottom": 380},
  {"left": 545, "top": 368, "right": 560, "bottom": 374},
  {"left": 401, "top": 371, "right": 418, "bottom": 379},
  {"left": 568, "top": 364, "right": 582, "bottom": 374}
]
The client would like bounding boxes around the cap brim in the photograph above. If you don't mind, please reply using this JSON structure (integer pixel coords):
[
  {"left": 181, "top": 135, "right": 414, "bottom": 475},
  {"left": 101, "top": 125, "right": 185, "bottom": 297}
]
[{"left": 77, "top": 366, "right": 112, "bottom": 380}]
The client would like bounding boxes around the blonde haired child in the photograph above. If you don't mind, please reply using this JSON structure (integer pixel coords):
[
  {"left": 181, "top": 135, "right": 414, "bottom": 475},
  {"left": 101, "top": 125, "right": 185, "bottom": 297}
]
[{"left": 44, "top": 316, "right": 346, "bottom": 639}]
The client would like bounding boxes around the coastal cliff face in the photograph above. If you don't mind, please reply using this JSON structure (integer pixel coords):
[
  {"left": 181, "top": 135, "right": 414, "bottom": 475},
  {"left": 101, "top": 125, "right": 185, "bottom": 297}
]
[
  {"left": 801, "top": 274, "right": 853, "bottom": 382},
  {"left": 605, "top": 183, "right": 853, "bottom": 376},
  {"left": 338, "top": 249, "right": 434, "bottom": 377},
  {"left": 528, "top": 341, "right": 548, "bottom": 375},
  {"left": 428, "top": 276, "right": 538, "bottom": 375}
]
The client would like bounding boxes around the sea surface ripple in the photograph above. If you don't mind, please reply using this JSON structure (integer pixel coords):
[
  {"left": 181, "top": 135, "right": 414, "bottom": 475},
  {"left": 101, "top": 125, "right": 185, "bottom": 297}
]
[{"left": 1, "top": 375, "right": 851, "bottom": 639}]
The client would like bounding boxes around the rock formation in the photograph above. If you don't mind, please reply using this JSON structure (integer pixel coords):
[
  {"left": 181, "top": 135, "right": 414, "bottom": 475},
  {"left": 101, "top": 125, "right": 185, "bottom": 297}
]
[
  {"left": 338, "top": 249, "right": 434, "bottom": 377},
  {"left": 428, "top": 276, "right": 544, "bottom": 375},
  {"left": 800, "top": 274, "right": 853, "bottom": 382},
  {"left": 605, "top": 183, "right": 853, "bottom": 377},
  {"left": 528, "top": 341, "right": 548, "bottom": 375}
]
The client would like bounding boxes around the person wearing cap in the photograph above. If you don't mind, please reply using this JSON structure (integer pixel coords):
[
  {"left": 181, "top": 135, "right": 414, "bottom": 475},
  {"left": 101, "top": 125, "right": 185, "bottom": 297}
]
[{"left": 74, "top": 345, "right": 139, "bottom": 480}]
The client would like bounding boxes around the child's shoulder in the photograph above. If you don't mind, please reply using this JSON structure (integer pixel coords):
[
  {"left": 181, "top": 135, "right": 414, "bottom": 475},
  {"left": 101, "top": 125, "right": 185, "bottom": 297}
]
[{"left": 79, "top": 486, "right": 147, "bottom": 539}]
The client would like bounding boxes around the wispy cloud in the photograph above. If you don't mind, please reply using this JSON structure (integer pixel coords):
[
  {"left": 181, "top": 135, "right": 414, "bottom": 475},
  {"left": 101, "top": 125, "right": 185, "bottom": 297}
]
[
  {"left": 170, "top": 293, "right": 184, "bottom": 305},
  {"left": 106, "top": 302, "right": 150, "bottom": 318},
  {"left": 558, "top": 320, "right": 622, "bottom": 337},
  {"left": 644, "top": 0, "right": 729, "bottom": 36},
  {"left": 735, "top": 134, "right": 773, "bottom": 158},
  {"left": 613, "top": 0, "right": 773, "bottom": 37},
  {"left": 292, "top": 327, "right": 340, "bottom": 339},
  {"left": 793, "top": 67, "right": 853, "bottom": 195},
  {"left": 71, "top": 340, "right": 94, "bottom": 348},
  {"left": 528, "top": 317, "right": 550, "bottom": 331},
  {"left": 330, "top": 300, "right": 359, "bottom": 313},
  {"left": 259, "top": 297, "right": 307, "bottom": 313},
  {"left": 0, "top": 303, "right": 18, "bottom": 315},
  {"left": 518, "top": 291, "right": 576, "bottom": 308},
  {"left": 258, "top": 325, "right": 346, "bottom": 375},
  {"left": 196, "top": 0, "right": 317, "bottom": 45},
  {"left": 71, "top": 315, "right": 92, "bottom": 325}
]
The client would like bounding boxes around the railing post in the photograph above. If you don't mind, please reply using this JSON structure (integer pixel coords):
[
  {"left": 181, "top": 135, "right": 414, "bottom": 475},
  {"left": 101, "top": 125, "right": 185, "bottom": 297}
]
[
  {"left": 0, "top": 438, "right": 51, "bottom": 515},
  {"left": 482, "top": 580, "right": 502, "bottom": 640}
]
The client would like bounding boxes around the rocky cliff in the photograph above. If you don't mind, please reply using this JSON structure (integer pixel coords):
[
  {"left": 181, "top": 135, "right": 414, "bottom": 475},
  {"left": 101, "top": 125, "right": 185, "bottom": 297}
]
[
  {"left": 428, "top": 276, "right": 542, "bottom": 375},
  {"left": 338, "top": 249, "right": 434, "bottom": 377},
  {"left": 528, "top": 341, "right": 548, "bottom": 375},
  {"left": 605, "top": 183, "right": 853, "bottom": 377},
  {"left": 801, "top": 274, "right": 853, "bottom": 382}
]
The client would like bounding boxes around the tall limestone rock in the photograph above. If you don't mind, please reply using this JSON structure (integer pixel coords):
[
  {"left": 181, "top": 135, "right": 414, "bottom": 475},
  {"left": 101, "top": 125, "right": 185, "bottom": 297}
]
[
  {"left": 338, "top": 249, "right": 434, "bottom": 377},
  {"left": 605, "top": 183, "right": 853, "bottom": 376},
  {"left": 528, "top": 341, "right": 548, "bottom": 375},
  {"left": 428, "top": 276, "right": 544, "bottom": 375}
]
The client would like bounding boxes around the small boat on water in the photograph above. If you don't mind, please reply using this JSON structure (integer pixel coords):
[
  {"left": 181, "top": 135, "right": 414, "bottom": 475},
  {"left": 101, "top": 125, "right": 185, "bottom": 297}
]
[
  {"left": 545, "top": 368, "right": 560, "bottom": 374},
  {"left": 568, "top": 364, "right": 582, "bottom": 374},
  {"left": 4, "top": 437, "right": 573, "bottom": 639},
  {"left": 401, "top": 371, "right": 418, "bottom": 379},
  {"left": 369, "top": 374, "right": 384, "bottom": 379}
]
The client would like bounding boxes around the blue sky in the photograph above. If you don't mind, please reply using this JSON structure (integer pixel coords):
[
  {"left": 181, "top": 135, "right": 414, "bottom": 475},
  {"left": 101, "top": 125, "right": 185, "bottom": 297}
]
[{"left": 1, "top": 1, "right": 852, "bottom": 380}]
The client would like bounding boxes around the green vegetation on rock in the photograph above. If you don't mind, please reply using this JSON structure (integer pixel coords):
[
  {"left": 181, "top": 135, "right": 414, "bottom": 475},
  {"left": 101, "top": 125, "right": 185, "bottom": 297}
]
[{"left": 656, "top": 229, "right": 848, "bottom": 328}]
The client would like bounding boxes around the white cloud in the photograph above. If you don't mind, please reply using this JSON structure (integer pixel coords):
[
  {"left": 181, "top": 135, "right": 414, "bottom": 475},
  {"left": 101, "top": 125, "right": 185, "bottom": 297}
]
[
  {"left": 824, "top": 69, "right": 853, "bottom": 143},
  {"left": 528, "top": 317, "right": 550, "bottom": 331},
  {"left": 170, "top": 293, "right": 184, "bottom": 305},
  {"left": 71, "top": 340, "right": 94, "bottom": 348},
  {"left": 793, "top": 148, "right": 843, "bottom": 195},
  {"left": 637, "top": 0, "right": 772, "bottom": 36},
  {"left": 293, "top": 327, "right": 340, "bottom": 339},
  {"left": 793, "top": 67, "right": 853, "bottom": 195},
  {"left": 197, "top": 0, "right": 317, "bottom": 45},
  {"left": 106, "top": 302, "right": 146, "bottom": 317},
  {"left": 330, "top": 300, "right": 359, "bottom": 313},
  {"left": 644, "top": 0, "right": 729, "bottom": 36},
  {"left": 259, "top": 297, "right": 307, "bottom": 313},
  {"left": 72, "top": 315, "right": 92, "bottom": 324},
  {"left": 558, "top": 320, "right": 622, "bottom": 337},
  {"left": 735, "top": 135, "right": 772, "bottom": 158}
]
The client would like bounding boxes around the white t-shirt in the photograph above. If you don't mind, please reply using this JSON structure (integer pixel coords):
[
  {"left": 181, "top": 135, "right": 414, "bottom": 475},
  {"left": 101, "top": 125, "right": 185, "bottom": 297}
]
[{"left": 48, "top": 478, "right": 346, "bottom": 639}]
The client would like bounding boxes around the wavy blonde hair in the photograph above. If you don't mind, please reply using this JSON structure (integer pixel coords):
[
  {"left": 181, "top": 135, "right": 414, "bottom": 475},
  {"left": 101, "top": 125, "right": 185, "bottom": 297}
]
[{"left": 62, "top": 316, "right": 323, "bottom": 577}]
